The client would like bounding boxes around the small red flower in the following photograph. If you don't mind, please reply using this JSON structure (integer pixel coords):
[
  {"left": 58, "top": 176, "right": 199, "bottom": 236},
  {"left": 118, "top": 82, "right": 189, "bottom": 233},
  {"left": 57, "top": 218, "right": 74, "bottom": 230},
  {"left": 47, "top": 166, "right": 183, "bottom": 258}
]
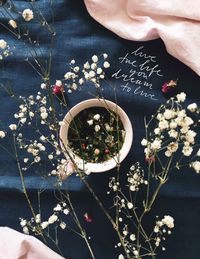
[
  {"left": 104, "top": 149, "right": 110, "bottom": 154},
  {"left": 82, "top": 143, "right": 87, "bottom": 150},
  {"left": 52, "top": 83, "right": 64, "bottom": 95},
  {"left": 162, "top": 80, "right": 177, "bottom": 94},
  {"left": 145, "top": 155, "right": 155, "bottom": 163},
  {"left": 84, "top": 213, "right": 93, "bottom": 223}
]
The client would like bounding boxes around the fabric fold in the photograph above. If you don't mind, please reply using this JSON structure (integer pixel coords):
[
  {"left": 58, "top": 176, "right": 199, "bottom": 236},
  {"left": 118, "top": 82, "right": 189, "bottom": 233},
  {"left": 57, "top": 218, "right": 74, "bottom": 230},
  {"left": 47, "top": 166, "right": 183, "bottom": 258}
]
[
  {"left": 84, "top": 0, "right": 200, "bottom": 76},
  {"left": 0, "top": 227, "right": 64, "bottom": 259}
]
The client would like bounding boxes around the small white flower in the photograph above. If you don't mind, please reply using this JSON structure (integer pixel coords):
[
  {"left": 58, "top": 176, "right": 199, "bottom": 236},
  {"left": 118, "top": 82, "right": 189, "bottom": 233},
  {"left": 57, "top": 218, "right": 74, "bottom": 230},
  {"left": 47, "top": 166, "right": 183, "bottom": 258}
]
[
  {"left": 35, "top": 214, "right": 41, "bottom": 223},
  {"left": 118, "top": 255, "right": 124, "bottom": 259},
  {"left": 105, "top": 123, "right": 111, "bottom": 132},
  {"left": 41, "top": 112, "right": 48, "bottom": 120},
  {"left": 167, "top": 142, "right": 178, "bottom": 154},
  {"left": 162, "top": 215, "right": 174, "bottom": 229},
  {"left": 41, "top": 221, "right": 49, "bottom": 229},
  {"left": 92, "top": 55, "right": 98, "bottom": 63},
  {"left": 93, "top": 114, "right": 101, "bottom": 121},
  {"left": 158, "top": 120, "right": 169, "bottom": 130},
  {"left": 71, "top": 83, "right": 77, "bottom": 90},
  {"left": 20, "top": 118, "right": 27, "bottom": 124},
  {"left": 87, "top": 119, "right": 93, "bottom": 126},
  {"left": 141, "top": 138, "right": 148, "bottom": 146},
  {"left": 191, "top": 161, "right": 200, "bottom": 173},
  {"left": 133, "top": 250, "right": 139, "bottom": 256},
  {"left": 168, "top": 129, "right": 178, "bottom": 139},
  {"left": 0, "top": 39, "right": 7, "bottom": 49},
  {"left": 127, "top": 202, "right": 133, "bottom": 209},
  {"left": 154, "top": 225, "right": 160, "bottom": 233},
  {"left": 182, "top": 145, "right": 193, "bottom": 156},
  {"left": 60, "top": 222, "right": 66, "bottom": 229},
  {"left": 187, "top": 103, "right": 197, "bottom": 112},
  {"left": 63, "top": 208, "right": 69, "bottom": 215},
  {"left": 89, "top": 70, "right": 95, "bottom": 78},
  {"left": 176, "top": 92, "right": 186, "bottom": 103},
  {"left": 151, "top": 139, "right": 162, "bottom": 151},
  {"left": 91, "top": 63, "right": 97, "bottom": 70},
  {"left": 84, "top": 62, "right": 90, "bottom": 69},
  {"left": 94, "top": 125, "right": 101, "bottom": 132},
  {"left": 130, "top": 234, "right": 136, "bottom": 241},
  {"left": 48, "top": 214, "right": 58, "bottom": 224},
  {"left": 0, "top": 131, "right": 6, "bottom": 138},
  {"left": 48, "top": 154, "right": 54, "bottom": 160},
  {"left": 73, "top": 66, "right": 79, "bottom": 72},
  {"left": 123, "top": 230, "right": 128, "bottom": 236},
  {"left": 24, "top": 158, "right": 29, "bottom": 163},
  {"left": 56, "top": 80, "right": 62, "bottom": 86},
  {"left": 103, "top": 53, "right": 108, "bottom": 59},
  {"left": 34, "top": 156, "right": 41, "bottom": 163},
  {"left": 185, "top": 130, "right": 196, "bottom": 144},
  {"left": 197, "top": 149, "right": 200, "bottom": 157},
  {"left": 165, "top": 150, "right": 172, "bottom": 157},
  {"left": 169, "top": 121, "right": 177, "bottom": 129},
  {"left": 29, "top": 111, "right": 34, "bottom": 118},
  {"left": 154, "top": 128, "right": 160, "bottom": 135},
  {"left": 22, "top": 9, "right": 34, "bottom": 22},
  {"left": 9, "top": 124, "right": 17, "bottom": 131},
  {"left": 54, "top": 204, "right": 62, "bottom": 211},
  {"left": 103, "top": 61, "right": 110, "bottom": 68},
  {"left": 23, "top": 226, "right": 29, "bottom": 234},
  {"left": 40, "top": 135, "right": 46, "bottom": 141},
  {"left": 97, "top": 68, "right": 103, "bottom": 74},
  {"left": 163, "top": 109, "right": 175, "bottom": 120},
  {"left": 40, "top": 83, "right": 46, "bottom": 89},
  {"left": 9, "top": 20, "right": 17, "bottom": 29},
  {"left": 20, "top": 219, "right": 27, "bottom": 227},
  {"left": 79, "top": 78, "right": 84, "bottom": 85}
]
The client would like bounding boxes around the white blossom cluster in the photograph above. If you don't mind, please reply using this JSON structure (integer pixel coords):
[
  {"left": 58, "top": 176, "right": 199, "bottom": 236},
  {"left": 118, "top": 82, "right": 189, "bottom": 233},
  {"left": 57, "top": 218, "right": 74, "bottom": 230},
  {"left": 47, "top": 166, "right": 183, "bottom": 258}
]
[
  {"left": 127, "top": 162, "right": 148, "bottom": 192},
  {"left": 141, "top": 92, "right": 200, "bottom": 173},
  {"left": 22, "top": 9, "right": 34, "bottom": 22},
  {"left": 0, "top": 130, "right": 6, "bottom": 139},
  {"left": 5, "top": 90, "right": 68, "bottom": 174},
  {"left": 63, "top": 54, "right": 109, "bottom": 92},
  {"left": 153, "top": 215, "right": 174, "bottom": 250},
  {"left": 116, "top": 225, "right": 138, "bottom": 258},
  {"left": 0, "top": 39, "right": 11, "bottom": 60},
  {"left": 49, "top": 158, "right": 74, "bottom": 181},
  {"left": 20, "top": 202, "right": 70, "bottom": 235},
  {"left": 13, "top": 93, "right": 49, "bottom": 127},
  {"left": 108, "top": 177, "right": 119, "bottom": 192}
]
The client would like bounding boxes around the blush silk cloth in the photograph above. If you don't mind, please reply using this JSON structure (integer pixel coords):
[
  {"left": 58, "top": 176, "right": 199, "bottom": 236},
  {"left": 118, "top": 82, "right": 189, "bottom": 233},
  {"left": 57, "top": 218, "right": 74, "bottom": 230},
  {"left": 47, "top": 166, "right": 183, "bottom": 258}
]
[
  {"left": 84, "top": 0, "right": 200, "bottom": 76},
  {"left": 0, "top": 227, "right": 64, "bottom": 259}
]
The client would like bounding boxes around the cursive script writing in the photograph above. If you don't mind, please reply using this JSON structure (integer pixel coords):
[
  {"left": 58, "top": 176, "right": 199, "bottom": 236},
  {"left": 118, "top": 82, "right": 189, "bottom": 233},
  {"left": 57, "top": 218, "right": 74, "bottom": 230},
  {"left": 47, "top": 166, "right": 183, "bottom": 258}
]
[{"left": 112, "top": 46, "right": 163, "bottom": 101}]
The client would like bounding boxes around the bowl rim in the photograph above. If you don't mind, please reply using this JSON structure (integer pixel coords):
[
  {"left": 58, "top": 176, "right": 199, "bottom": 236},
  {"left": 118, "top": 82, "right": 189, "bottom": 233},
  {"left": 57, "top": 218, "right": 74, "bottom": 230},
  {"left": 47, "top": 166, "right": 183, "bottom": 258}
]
[{"left": 59, "top": 98, "right": 133, "bottom": 173}]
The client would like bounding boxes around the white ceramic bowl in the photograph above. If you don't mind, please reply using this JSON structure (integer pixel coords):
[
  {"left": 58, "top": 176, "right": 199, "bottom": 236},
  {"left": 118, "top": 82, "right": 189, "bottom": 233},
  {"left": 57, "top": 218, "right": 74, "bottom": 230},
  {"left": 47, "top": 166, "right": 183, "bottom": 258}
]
[{"left": 59, "top": 98, "right": 133, "bottom": 173}]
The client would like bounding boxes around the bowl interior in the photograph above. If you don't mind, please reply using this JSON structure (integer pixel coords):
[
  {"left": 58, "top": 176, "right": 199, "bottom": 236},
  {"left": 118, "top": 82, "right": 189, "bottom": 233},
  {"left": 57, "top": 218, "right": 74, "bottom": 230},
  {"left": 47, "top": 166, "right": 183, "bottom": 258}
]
[{"left": 60, "top": 99, "right": 133, "bottom": 173}]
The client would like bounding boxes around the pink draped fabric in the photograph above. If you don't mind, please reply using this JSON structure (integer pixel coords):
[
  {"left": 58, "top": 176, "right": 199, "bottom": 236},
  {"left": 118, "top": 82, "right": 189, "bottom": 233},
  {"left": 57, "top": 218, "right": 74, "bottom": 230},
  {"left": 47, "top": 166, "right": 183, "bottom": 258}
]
[
  {"left": 0, "top": 227, "right": 64, "bottom": 259},
  {"left": 84, "top": 0, "right": 200, "bottom": 76}
]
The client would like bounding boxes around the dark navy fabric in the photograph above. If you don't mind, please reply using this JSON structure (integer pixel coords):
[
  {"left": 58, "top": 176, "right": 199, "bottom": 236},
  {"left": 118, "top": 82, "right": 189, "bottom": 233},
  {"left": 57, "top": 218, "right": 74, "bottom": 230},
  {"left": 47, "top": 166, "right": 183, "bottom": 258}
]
[{"left": 0, "top": 1, "right": 200, "bottom": 258}]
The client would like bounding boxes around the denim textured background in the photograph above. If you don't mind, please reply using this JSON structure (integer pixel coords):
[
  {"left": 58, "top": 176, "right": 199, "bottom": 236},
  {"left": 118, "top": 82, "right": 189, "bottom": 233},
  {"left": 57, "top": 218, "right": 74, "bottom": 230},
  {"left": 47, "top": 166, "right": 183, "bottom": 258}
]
[{"left": 0, "top": 1, "right": 200, "bottom": 258}]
